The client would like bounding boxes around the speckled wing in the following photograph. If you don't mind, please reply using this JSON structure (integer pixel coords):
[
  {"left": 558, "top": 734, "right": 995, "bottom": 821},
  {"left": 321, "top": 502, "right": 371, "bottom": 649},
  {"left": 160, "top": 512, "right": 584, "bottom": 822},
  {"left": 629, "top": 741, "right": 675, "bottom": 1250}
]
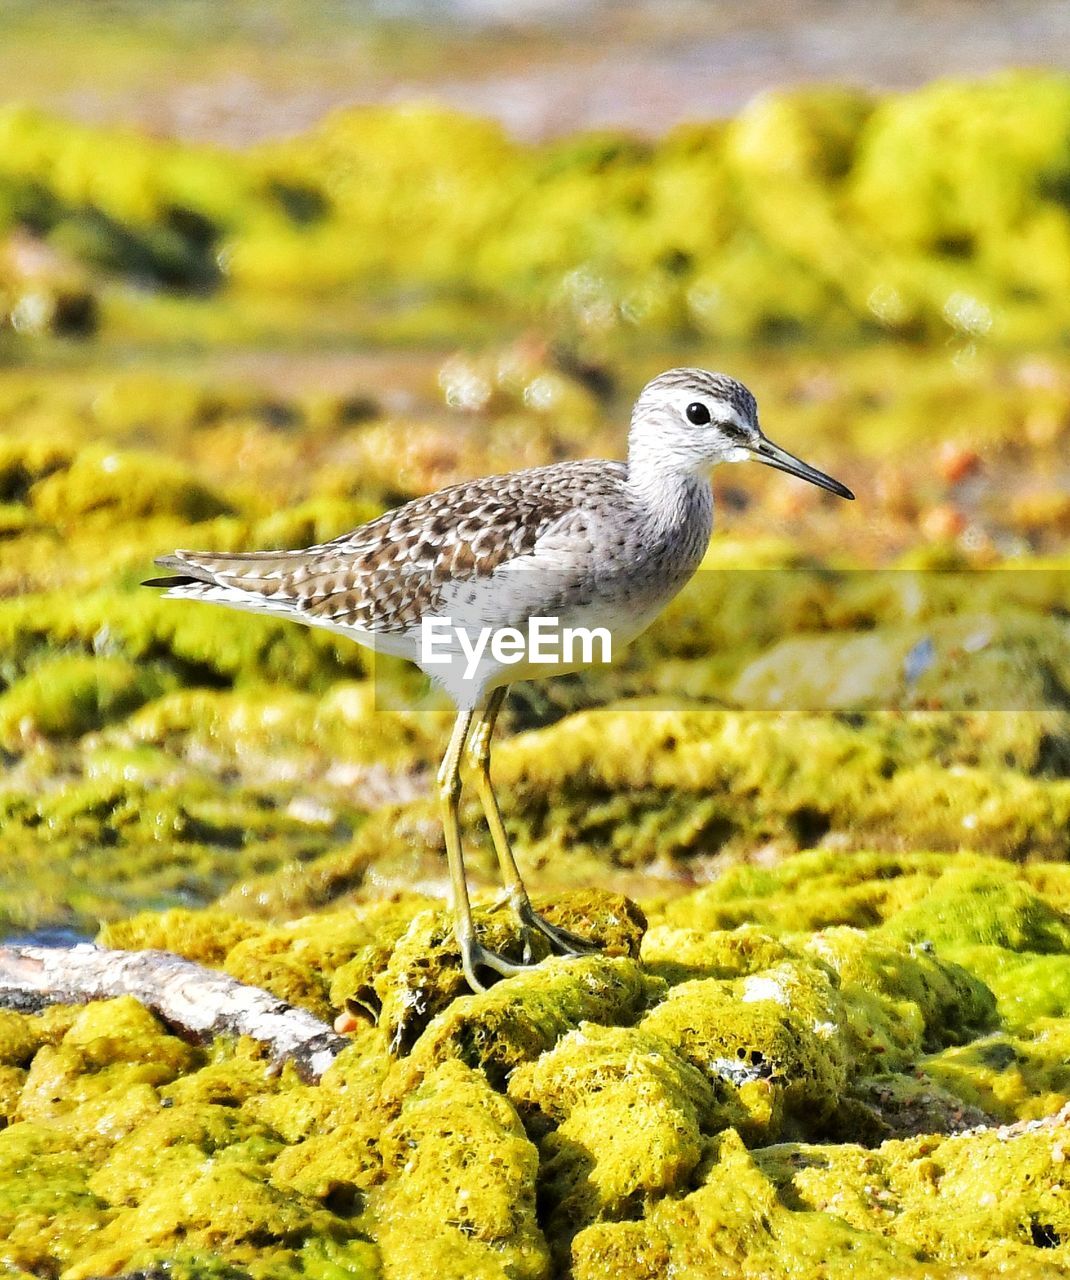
[{"left": 147, "top": 460, "right": 628, "bottom": 636}]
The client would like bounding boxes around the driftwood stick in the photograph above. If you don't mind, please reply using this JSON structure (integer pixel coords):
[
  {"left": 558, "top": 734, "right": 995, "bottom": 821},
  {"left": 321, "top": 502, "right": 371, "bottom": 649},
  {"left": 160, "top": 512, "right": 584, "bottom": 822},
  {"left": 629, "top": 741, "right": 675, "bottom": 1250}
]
[{"left": 0, "top": 943, "right": 349, "bottom": 1081}]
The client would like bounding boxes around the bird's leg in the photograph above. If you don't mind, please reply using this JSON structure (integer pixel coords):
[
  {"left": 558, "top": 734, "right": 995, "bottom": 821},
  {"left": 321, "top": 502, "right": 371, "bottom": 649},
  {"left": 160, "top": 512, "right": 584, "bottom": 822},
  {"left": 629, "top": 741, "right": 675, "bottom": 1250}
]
[
  {"left": 467, "top": 687, "right": 596, "bottom": 962},
  {"left": 439, "top": 704, "right": 527, "bottom": 992}
]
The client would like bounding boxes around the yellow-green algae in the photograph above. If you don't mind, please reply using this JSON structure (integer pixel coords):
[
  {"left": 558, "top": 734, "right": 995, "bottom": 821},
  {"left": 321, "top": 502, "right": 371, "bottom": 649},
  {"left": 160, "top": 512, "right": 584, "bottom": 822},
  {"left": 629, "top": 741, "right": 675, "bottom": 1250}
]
[
  {"left": 6, "top": 73, "right": 1070, "bottom": 345},
  {"left": 2, "top": 856, "right": 1070, "bottom": 1276},
  {"left": 1, "top": 71, "right": 1070, "bottom": 1280},
  {"left": 0, "top": 332, "right": 1068, "bottom": 931}
]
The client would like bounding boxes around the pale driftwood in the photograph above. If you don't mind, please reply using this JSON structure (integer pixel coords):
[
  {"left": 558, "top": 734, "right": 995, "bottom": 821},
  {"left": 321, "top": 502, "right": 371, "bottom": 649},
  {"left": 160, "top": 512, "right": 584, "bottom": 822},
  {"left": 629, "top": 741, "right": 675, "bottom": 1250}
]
[{"left": 0, "top": 943, "right": 348, "bottom": 1080}]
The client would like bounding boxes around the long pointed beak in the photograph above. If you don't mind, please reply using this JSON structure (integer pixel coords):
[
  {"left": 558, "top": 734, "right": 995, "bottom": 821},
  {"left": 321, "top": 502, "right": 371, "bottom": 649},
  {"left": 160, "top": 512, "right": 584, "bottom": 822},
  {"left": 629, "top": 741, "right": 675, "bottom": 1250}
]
[{"left": 753, "top": 438, "right": 854, "bottom": 500}]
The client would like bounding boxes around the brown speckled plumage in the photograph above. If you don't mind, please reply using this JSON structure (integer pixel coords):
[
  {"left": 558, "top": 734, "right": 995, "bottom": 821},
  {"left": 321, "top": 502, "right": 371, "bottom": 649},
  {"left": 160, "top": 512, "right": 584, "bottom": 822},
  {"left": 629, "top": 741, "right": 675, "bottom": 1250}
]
[{"left": 156, "top": 459, "right": 634, "bottom": 636}]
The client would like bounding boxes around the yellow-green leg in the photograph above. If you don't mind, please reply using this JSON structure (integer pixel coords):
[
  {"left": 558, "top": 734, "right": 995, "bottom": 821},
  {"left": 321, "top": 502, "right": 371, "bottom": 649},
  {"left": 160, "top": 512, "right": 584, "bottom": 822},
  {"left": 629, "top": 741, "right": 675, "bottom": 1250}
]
[
  {"left": 467, "top": 686, "right": 595, "bottom": 963},
  {"left": 439, "top": 702, "right": 527, "bottom": 992}
]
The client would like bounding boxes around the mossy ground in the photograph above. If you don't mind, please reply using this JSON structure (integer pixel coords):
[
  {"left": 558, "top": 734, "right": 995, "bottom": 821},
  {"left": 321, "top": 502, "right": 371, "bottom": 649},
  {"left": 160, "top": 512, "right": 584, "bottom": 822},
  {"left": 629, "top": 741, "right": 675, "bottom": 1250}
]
[
  {"left": 0, "top": 346, "right": 1068, "bottom": 1280},
  {"left": 5, "top": 72, "right": 1070, "bottom": 346},
  {"left": 0, "top": 340, "right": 1068, "bottom": 930},
  {"left": 0, "top": 862, "right": 1068, "bottom": 1278},
  {"left": 1, "top": 69, "right": 1070, "bottom": 1279}
]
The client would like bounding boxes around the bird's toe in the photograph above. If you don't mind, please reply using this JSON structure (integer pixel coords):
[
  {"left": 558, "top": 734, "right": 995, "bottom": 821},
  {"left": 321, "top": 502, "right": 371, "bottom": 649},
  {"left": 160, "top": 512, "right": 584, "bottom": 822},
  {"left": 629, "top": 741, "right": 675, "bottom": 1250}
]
[{"left": 517, "top": 901, "right": 599, "bottom": 958}]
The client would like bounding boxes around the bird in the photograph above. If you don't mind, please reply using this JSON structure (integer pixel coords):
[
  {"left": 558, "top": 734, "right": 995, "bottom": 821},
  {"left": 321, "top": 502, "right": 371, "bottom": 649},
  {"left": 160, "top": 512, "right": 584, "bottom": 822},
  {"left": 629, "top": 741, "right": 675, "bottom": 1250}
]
[{"left": 145, "top": 368, "right": 853, "bottom": 992}]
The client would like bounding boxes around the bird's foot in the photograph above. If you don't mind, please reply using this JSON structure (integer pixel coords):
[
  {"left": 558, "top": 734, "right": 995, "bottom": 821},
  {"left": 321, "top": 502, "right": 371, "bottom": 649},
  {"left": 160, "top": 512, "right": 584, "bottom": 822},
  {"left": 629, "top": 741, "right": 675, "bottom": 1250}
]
[
  {"left": 516, "top": 898, "right": 599, "bottom": 961},
  {"left": 460, "top": 935, "right": 531, "bottom": 994}
]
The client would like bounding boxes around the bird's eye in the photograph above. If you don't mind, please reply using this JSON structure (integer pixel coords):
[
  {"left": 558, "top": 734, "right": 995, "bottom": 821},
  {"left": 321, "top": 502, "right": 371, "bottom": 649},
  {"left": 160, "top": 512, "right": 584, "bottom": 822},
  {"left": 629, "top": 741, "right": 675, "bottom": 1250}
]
[{"left": 686, "top": 402, "right": 711, "bottom": 426}]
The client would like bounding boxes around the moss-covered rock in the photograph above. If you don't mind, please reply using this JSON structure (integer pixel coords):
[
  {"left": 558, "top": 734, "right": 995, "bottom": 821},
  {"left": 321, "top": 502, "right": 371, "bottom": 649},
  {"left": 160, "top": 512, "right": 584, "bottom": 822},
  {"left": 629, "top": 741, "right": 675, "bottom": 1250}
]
[
  {"left": 878, "top": 870, "right": 1070, "bottom": 953},
  {"left": 2, "top": 849, "right": 1070, "bottom": 1275},
  {"left": 508, "top": 1023, "right": 742, "bottom": 1257},
  {"left": 4, "top": 65, "right": 1070, "bottom": 1280},
  {"left": 373, "top": 1059, "right": 549, "bottom": 1280},
  {"left": 0, "top": 652, "right": 177, "bottom": 746}
]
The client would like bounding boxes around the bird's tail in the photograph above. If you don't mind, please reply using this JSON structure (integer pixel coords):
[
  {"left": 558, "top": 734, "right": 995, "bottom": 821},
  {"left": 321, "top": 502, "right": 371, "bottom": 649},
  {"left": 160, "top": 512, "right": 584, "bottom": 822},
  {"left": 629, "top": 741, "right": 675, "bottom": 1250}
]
[{"left": 142, "top": 549, "right": 314, "bottom": 601}]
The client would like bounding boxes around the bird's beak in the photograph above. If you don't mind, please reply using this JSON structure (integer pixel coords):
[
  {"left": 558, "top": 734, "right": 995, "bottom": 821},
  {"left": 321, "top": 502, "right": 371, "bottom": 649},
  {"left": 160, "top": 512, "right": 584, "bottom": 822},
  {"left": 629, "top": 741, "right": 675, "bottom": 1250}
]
[{"left": 751, "top": 437, "right": 854, "bottom": 500}]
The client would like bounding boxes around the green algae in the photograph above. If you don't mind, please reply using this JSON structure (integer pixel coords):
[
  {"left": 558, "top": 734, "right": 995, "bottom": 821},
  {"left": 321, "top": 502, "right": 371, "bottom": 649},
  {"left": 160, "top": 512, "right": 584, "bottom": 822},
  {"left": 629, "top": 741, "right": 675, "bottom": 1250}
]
[
  {"left": 489, "top": 706, "right": 1070, "bottom": 874},
  {"left": 574, "top": 1116, "right": 1070, "bottom": 1277},
  {"left": 730, "top": 611, "right": 1070, "bottom": 713},
  {"left": 6, "top": 74, "right": 1070, "bottom": 345},
  {"left": 0, "top": 589, "right": 367, "bottom": 693},
  {"left": 29, "top": 444, "right": 232, "bottom": 528},
  {"left": 508, "top": 1023, "right": 743, "bottom": 1259},
  {"left": 921, "top": 1028, "right": 1070, "bottom": 1125},
  {"left": 947, "top": 948, "right": 1070, "bottom": 1032},
  {"left": 655, "top": 849, "right": 1070, "bottom": 935},
  {"left": 0, "top": 770, "right": 351, "bottom": 935},
  {"left": 571, "top": 1128, "right": 926, "bottom": 1280},
  {"left": 3, "top": 852, "right": 1070, "bottom": 1276},
  {"left": 640, "top": 965, "right": 850, "bottom": 1143},
  {"left": 0, "top": 652, "right": 178, "bottom": 747},
  {"left": 99, "top": 907, "right": 265, "bottom": 967},
  {"left": 878, "top": 869, "right": 1070, "bottom": 953},
  {"left": 402, "top": 955, "right": 662, "bottom": 1089},
  {"left": 224, "top": 912, "right": 395, "bottom": 1023},
  {"left": 1, "top": 69, "right": 1070, "bottom": 1280},
  {"left": 373, "top": 1060, "right": 548, "bottom": 1280},
  {"left": 364, "top": 891, "right": 646, "bottom": 1055}
]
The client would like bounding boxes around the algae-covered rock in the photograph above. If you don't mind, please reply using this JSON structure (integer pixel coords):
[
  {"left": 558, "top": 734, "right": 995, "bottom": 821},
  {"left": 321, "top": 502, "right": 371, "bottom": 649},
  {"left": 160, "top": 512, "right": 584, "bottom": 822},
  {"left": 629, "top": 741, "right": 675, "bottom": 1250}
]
[
  {"left": 654, "top": 849, "right": 1068, "bottom": 936},
  {"left": 20, "top": 997, "right": 197, "bottom": 1118},
  {"left": 0, "top": 1008, "right": 55, "bottom": 1068},
  {"left": 509, "top": 1021, "right": 732, "bottom": 1128},
  {"left": 0, "top": 589, "right": 367, "bottom": 695},
  {"left": 640, "top": 923, "right": 795, "bottom": 985},
  {"left": 878, "top": 869, "right": 1070, "bottom": 953},
  {"left": 803, "top": 926, "right": 998, "bottom": 1057},
  {"left": 4, "top": 75, "right": 1070, "bottom": 343},
  {"left": 30, "top": 444, "right": 231, "bottom": 528},
  {"left": 405, "top": 956, "right": 663, "bottom": 1089},
  {"left": 373, "top": 1059, "right": 549, "bottom": 1280},
  {"left": 5, "top": 64, "right": 1070, "bottom": 1280},
  {"left": 99, "top": 907, "right": 266, "bottom": 967},
  {"left": 0, "top": 1123, "right": 107, "bottom": 1275},
  {"left": 948, "top": 947, "right": 1070, "bottom": 1032},
  {"left": 845, "top": 1071, "right": 995, "bottom": 1141},
  {"left": 68, "top": 1162, "right": 372, "bottom": 1280},
  {"left": 269, "top": 1034, "right": 391, "bottom": 1205},
  {"left": 87, "top": 1100, "right": 283, "bottom": 1206},
  {"left": 571, "top": 1127, "right": 921, "bottom": 1280},
  {"left": 575, "top": 1114, "right": 1070, "bottom": 1278},
  {"left": 508, "top": 1024, "right": 742, "bottom": 1255},
  {"left": 0, "top": 652, "right": 177, "bottom": 746},
  {"left": 757, "top": 1108, "right": 1070, "bottom": 1270},
  {"left": 730, "top": 612, "right": 1070, "bottom": 714},
  {"left": 5, "top": 851, "right": 1070, "bottom": 1276},
  {"left": 640, "top": 962, "right": 850, "bottom": 1143},
  {"left": 223, "top": 911, "right": 387, "bottom": 1022},
  {"left": 492, "top": 706, "right": 1070, "bottom": 874},
  {"left": 370, "top": 891, "right": 645, "bottom": 1054},
  {"left": 921, "top": 1027, "right": 1070, "bottom": 1125}
]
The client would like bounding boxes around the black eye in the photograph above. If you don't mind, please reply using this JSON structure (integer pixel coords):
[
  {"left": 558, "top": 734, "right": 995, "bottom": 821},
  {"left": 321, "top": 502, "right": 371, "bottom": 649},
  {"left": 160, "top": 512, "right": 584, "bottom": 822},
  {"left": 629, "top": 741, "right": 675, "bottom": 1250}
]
[{"left": 686, "top": 402, "right": 711, "bottom": 426}]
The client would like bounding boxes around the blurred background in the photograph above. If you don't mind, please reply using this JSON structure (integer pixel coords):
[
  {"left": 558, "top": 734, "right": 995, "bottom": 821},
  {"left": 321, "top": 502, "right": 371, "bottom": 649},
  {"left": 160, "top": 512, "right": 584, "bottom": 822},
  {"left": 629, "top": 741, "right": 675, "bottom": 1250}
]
[{"left": 0, "top": 0, "right": 1069, "bottom": 935}]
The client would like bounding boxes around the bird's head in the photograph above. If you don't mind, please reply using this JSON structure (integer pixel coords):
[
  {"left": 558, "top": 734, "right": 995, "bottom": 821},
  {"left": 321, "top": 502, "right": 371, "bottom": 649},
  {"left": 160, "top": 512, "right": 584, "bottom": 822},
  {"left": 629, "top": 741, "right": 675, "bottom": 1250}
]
[{"left": 629, "top": 367, "right": 854, "bottom": 500}]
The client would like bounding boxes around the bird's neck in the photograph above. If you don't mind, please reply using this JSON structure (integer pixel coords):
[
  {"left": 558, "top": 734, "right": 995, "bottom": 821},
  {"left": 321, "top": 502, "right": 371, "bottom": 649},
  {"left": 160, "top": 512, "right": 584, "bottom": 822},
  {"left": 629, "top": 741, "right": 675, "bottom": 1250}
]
[{"left": 625, "top": 450, "right": 714, "bottom": 542}]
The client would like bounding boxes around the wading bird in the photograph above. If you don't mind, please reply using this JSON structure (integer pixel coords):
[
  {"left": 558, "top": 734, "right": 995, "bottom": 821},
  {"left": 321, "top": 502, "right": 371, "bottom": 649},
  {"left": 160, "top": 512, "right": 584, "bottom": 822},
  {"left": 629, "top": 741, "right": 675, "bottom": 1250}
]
[{"left": 146, "top": 369, "right": 853, "bottom": 991}]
